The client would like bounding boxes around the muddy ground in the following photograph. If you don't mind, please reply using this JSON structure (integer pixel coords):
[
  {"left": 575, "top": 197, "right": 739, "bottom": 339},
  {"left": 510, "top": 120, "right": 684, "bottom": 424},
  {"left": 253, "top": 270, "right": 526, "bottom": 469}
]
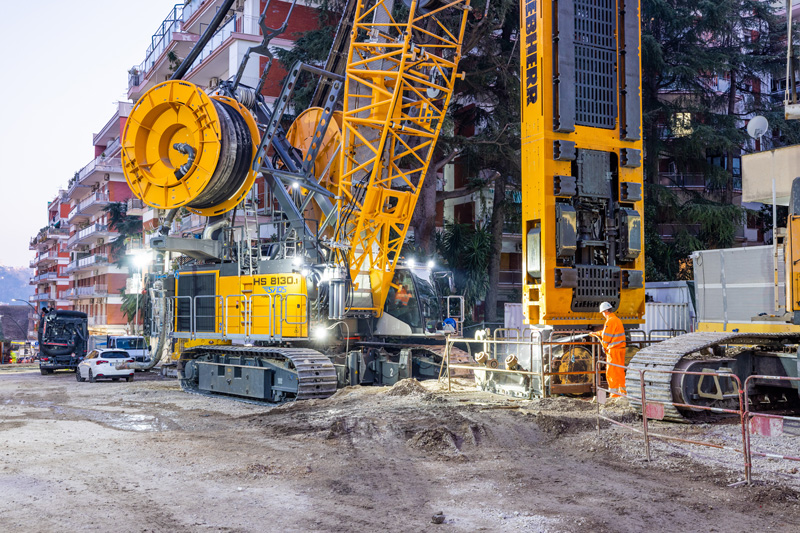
[{"left": 1, "top": 366, "right": 798, "bottom": 532}]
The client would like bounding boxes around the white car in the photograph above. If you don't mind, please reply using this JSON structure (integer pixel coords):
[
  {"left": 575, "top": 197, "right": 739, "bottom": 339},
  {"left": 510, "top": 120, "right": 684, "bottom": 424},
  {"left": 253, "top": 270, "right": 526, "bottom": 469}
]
[{"left": 76, "top": 349, "right": 135, "bottom": 383}]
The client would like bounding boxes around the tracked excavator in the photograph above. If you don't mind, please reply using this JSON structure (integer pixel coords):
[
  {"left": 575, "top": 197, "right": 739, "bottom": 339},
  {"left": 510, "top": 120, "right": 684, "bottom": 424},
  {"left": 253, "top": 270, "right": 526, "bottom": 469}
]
[{"left": 121, "top": 0, "right": 471, "bottom": 402}]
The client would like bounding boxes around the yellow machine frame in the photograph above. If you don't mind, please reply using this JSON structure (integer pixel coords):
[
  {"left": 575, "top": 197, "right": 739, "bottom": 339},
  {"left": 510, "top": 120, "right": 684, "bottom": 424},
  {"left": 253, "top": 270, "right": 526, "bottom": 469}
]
[{"left": 519, "top": 0, "right": 645, "bottom": 328}]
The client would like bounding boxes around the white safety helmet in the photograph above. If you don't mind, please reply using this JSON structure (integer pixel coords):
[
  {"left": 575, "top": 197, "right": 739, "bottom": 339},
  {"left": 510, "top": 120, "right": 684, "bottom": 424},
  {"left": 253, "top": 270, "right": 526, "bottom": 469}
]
[{"left": 599, "top": 302, "right": 613, "bottom": 313}]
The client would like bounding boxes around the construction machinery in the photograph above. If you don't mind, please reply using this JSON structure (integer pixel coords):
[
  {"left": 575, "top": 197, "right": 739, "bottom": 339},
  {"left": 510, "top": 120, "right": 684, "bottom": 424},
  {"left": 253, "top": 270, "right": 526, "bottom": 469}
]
[
  {"left": 472, "top": 0, "right": 646, "bottom": 397},
  {"left": 626, "top": 179, "right": 800, "bottom": 421},
  {"left": 38, "top": 310, "right": 88, "bottom": 374},
  {"left": 122, "top": 0, "right": 470, "bottom": 401},
  {"left": 471, "top": 0, "right": 800, "bottom": 418}
]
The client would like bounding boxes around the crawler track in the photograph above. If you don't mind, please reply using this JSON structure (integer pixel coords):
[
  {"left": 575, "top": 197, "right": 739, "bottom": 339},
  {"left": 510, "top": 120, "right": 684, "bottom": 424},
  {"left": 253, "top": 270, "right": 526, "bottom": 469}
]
[
  {"left": 180, "top": 345, "right": 337, "bottom": 403},
  {"left": 626, "top": 332, "right": 800, "bottom": 422}
]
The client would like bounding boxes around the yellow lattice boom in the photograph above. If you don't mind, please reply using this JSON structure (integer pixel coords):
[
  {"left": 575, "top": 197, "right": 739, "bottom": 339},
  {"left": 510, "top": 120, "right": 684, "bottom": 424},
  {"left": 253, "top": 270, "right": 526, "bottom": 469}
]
[{"left": 336, "top": 0, "right": 470, "bottom": 315}]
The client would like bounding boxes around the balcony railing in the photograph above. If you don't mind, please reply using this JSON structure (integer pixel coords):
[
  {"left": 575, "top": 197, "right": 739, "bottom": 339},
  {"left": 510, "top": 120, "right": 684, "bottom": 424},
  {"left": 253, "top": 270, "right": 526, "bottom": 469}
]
[
  {"left": 36, "top": 251, "right": 60, "bottom": 264},
  {"left": 46, "top": 226, "right": 69, "bottom": 239},
  {"left": 77, "top": 192, "right": 110, "bottom": 212},
  {"left": 33, "top": 272, "right": 59, "bottom": 283},
  {"left": 187, "top": 14, "right": 249, "bottom": 74},
  {"left": 182, "top": 0, "right": 208, "bottom": 23},
  {"left": 128, "top": 4, "right": 185, "bottom": 89},
  {"left": 76, "top": 155, "right": 122, "bottom": 183},
  {"left": 499, "top": 270, "right": 522, "bottom": 285},
  {"left": 126, "top": 197, "right": 145, "bottom": 213},
  {"left": 78, "top": 253, "right": 109, "bottom": 269},
  {"left": 658, "top": 172, "right": 743, "bottom": 192},
  {"left": 88, "top": 315, "right": 107, "bottom": 327},
  {"left": 103, "top": 137, "right": 121, "bottom": 157},
  {"left": 32, "top": 292, "right": 52, "bottom": 302},
  {"left": 67, "top": 223, "right": 115, "bottom": 247}
]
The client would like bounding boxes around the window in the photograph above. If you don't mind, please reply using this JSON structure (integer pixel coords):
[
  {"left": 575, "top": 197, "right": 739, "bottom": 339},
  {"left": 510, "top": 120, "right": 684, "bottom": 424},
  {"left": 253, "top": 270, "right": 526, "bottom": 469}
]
[
  {"left": 114, "top": 338, "right": 144, "bottom": 350},
  {"left": 103, "top": 351, "right": 129, "bottom": 359}
]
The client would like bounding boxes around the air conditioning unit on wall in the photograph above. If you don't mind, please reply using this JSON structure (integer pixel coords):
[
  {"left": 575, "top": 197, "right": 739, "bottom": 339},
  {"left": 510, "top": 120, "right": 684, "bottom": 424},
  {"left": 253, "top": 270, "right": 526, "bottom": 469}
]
[{"left": 209, "top": 77, "right": 221, "bottom": 88}]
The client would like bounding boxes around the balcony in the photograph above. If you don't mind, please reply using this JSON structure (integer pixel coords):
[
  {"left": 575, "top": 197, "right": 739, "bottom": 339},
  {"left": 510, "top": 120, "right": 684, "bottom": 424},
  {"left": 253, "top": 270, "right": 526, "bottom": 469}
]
[
  {"left": 128, "top": 4, "right": 199, "bottom": 99},
  {"left": 88, "top": 315, "right": 107, "bottom": 327},
  {"left": 66, "top": 253, "right": 111, "bottom": 274},
  {"left": 102, "top": 137, "right": 122, "bottom": 158},
  {"left": 45, "top": 226, "right": 69, "bottom": 241},
  {"left": 184, "top": 14, "right": 260, "bottom": 88},
  {"left": 32, "top": 272, "right": 60, "bottom": 284},
  {"left": 79, "top": 254, "right": 109, "bottom": 269},
  {"left": 172, "top": 213, "right": 205, "bottom": 234},
  {"left": 657, "top": 172, "right": 743, "bottom": 192},
  {"left": 35, "top": 251, "right": 61, "bottom": 266},
  {"left": 78, "top": 192, "right": 110, "bottom": 217},
  {"left": 126, "top": 197, "right": 146, "bottom": 216},
  {"left": 32, "top": 292, "right": 52, "bottom": 302},
  {"left": 76, "top": 155, "right": 122, "bottom": 185},
  {"left": 182, "top": 0, "right": 210, "bottom": 26},
  {"left": 67, "top": 224, "right": 118, "bottom": 248}
]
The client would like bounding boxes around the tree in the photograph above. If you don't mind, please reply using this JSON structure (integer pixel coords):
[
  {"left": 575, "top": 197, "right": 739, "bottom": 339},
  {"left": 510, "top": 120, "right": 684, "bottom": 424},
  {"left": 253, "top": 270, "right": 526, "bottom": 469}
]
[
  {"left": 642, "top": 0, "right": 800, "bottom": 280},
  {"left": 103, "top": 203, "right": 145, "bottom": 331},
  {"left": 436, "top": 222, "right": 493, "bottom": 320}
]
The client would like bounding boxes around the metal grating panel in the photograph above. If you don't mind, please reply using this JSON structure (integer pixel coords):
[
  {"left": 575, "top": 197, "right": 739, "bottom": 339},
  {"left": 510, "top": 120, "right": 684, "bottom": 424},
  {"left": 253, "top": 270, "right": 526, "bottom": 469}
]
[
  {"left": 176, "top": 273, "right": 217, "bottom": 332},
  {"left": 574, "top": 0, "right": 616, "bottom": 129},
  {"left": 572, "top": 266, "right": 620, "bottom": 311}
]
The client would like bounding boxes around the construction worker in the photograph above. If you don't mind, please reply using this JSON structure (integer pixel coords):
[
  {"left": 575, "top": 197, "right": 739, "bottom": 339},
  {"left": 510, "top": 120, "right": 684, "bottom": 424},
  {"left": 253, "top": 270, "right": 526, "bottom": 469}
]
[
  {"left": 598, "top": 301, "right": 626, "bottom": 396},
  {"left": 395, "top": 284, "right": 411, "bottom": 305}
]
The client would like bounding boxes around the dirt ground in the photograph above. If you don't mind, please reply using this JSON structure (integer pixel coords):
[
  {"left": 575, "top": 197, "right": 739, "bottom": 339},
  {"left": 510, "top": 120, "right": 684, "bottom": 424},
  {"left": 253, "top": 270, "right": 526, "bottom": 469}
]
[{"left": 1, "top": 365, "right": 799, "bottom": 532}]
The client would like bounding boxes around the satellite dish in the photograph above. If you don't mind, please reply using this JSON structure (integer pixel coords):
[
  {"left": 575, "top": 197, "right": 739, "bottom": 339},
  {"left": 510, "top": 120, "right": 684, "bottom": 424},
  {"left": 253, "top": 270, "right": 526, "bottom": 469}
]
[{"left": 747, "top": 115, "right": 769, "bottom": 139}]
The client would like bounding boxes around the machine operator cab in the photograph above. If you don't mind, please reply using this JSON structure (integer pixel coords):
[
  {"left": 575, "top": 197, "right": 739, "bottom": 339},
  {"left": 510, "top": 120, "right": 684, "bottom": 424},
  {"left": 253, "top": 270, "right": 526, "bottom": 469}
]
[{"left": 375, "top": 263, "right": 463, "bottom": 337}]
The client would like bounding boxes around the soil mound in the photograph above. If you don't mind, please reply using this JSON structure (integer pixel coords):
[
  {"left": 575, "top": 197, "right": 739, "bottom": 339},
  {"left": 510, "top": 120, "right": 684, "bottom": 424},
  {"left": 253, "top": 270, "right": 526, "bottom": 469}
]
[{"left": 383, "top": 378, "right": 429, "bottom": 397}]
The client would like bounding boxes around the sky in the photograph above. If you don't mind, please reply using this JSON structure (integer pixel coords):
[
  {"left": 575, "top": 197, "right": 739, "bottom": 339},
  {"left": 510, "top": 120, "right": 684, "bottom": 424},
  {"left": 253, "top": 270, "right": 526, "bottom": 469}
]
[{"left": 0, "top": 1, "right": 177, "bottom": 268}]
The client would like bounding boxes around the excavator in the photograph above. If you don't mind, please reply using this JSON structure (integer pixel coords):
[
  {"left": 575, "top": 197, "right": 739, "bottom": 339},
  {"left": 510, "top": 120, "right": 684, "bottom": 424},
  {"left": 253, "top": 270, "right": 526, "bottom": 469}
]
[{"left": 121, "top": 0, "right": 471, "bottom": 401}]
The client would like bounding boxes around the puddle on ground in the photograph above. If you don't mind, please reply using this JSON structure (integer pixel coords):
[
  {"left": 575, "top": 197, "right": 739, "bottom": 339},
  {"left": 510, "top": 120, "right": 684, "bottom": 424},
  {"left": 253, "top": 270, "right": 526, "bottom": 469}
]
[
  {"left": 50, "top": 405, "right": 177, "bottom": 432},
  {"left": 3, "top": 397, "right": 177, "bottom": 432}
]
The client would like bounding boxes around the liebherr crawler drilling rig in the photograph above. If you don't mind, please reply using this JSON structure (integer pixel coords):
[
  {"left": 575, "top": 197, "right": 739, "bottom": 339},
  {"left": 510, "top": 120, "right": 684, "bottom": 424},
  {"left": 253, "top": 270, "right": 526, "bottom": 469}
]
[{"left": 122, "top": 0, "right": 470, "bottom": 402}]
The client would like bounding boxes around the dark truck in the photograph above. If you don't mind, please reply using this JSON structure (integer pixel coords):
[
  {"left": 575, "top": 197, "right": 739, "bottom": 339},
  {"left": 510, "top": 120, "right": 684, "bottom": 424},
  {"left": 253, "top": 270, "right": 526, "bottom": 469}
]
[{"left": 38, "top": 310, "right": 88, "bottom": 374}]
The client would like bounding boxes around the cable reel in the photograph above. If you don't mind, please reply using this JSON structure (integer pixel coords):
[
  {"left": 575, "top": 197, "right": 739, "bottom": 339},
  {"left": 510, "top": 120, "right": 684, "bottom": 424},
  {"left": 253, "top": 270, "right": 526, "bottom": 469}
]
[{"left": 121, "top": 80, "right": 261, "bottom": 216}]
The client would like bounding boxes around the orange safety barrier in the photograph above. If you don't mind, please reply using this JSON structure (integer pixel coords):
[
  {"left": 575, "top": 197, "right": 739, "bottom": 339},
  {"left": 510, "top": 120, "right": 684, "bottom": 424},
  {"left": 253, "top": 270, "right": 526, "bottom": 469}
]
[
  {"left": 743, "top": 375, "right": 800, "bottom": 485},
  {"left": 595, "top": 359, "right": 750, "bottom": 475}
]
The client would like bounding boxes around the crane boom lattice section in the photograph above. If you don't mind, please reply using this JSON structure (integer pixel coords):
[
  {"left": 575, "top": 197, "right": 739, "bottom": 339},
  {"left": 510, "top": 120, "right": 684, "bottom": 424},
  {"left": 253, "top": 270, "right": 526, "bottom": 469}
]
[{"left": 336, "top": 0, "right": 470, "bottom": 314}]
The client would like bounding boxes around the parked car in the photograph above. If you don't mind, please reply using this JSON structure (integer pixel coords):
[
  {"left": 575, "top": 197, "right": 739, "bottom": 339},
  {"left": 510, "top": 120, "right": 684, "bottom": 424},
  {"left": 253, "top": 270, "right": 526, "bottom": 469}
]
[{"left": 76, "top": 350, "right": 135, "bottom": 383}]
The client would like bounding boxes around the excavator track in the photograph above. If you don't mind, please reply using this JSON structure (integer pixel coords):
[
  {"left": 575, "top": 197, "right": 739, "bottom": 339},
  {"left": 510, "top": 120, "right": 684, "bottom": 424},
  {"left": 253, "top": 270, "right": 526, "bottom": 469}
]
[
  {"left": 627, "top": 332, "right": 800, "bottom": 422},
  {"left": 180, "top": 345, "right": 338, "bottom": 403}
]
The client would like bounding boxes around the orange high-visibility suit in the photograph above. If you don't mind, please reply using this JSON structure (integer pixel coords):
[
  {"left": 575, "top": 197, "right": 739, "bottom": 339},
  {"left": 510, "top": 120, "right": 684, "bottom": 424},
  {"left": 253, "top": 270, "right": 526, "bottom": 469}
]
[
  {"left": 601, "top": 312, "right": 627, "bottom": 393},
  {"left": 395, "top": 286, "right": 411, "bottom": 305}
]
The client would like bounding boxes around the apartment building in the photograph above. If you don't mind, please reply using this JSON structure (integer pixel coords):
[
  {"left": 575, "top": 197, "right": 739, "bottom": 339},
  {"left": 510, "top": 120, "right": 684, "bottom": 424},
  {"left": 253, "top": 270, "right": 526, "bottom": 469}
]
[
  {"left": 62, "top": 102, "right": 140, "bottom": 336},
  {"left": 127, "top": 0, "right": 319, "bottom": 103},
  {"left": 27, "top": 191, "right": 72, "bottom": 334}
]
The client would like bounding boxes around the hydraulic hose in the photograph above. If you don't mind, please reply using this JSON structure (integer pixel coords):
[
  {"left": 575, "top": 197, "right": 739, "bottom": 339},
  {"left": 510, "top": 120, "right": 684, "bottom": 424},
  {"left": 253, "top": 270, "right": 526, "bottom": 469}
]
[{"left": 115, "top": 281, "right": 169, "bottom": 371}]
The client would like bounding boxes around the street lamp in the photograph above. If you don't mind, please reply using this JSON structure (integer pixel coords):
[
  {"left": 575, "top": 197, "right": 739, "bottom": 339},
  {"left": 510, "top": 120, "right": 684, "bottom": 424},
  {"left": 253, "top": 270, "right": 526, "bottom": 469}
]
[{"left": 12, "top": 299, "right": 37, "bottom": 313}]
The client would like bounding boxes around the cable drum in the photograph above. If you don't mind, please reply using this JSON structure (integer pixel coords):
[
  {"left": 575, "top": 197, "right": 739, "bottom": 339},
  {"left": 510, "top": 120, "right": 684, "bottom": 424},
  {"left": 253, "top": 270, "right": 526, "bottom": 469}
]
[
  {"left": 122, "top": 81, "right": 260, "bottom": 216},
  {"left": 187, "top": 99, "right": 252, "bottom": 210}
]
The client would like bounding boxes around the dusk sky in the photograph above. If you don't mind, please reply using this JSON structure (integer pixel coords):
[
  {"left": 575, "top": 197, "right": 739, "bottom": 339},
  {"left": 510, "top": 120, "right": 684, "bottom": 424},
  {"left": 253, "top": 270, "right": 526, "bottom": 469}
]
[{"left": 0, "top": 1, "right": 176, "bottom": 268}]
